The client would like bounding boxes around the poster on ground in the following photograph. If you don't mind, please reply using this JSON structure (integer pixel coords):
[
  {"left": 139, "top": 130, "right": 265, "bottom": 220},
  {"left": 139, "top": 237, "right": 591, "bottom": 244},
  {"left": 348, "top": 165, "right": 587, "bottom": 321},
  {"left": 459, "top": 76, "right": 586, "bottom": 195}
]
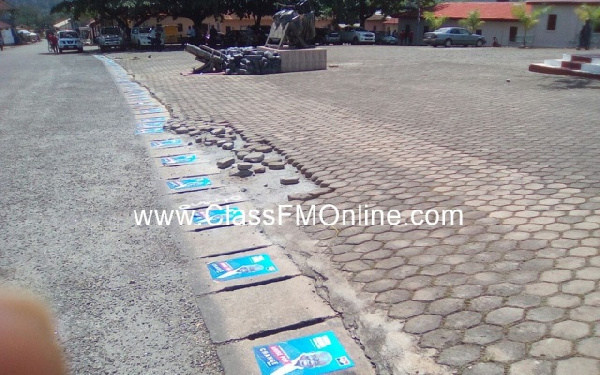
[
  {"left": 135, "top": 127, "right": 164, "bottom": 134},
  {"left": 161, "top": 154, "right": 198, "bottom": 166},
  {"left": 253, "top": 331, "right": 354, "bottom": 375},
  {"left": 166, "top": 177, "right": 212, "bottom": 191},
  {"left": 151, "top": 139, "right": 184, "bottom": 148},
  {"left": 192, "top": 206, "right": 242, "bottom": 225},
  {"left": 207, "top": 254, "right": 277, "bottom": 282}
]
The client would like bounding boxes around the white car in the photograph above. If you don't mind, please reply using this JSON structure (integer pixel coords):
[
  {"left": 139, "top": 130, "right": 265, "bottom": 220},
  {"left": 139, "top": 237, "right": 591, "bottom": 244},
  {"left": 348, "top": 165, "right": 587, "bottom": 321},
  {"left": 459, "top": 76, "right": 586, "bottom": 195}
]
[
  {"left": 57, "top": 30, "right": 83, "bottom": 53},
  {"left": 339, "top": 27, "right": 375, "bottom": 45},
  {"left": 131, "top": 26, "right": 152, "bottom": 46}
]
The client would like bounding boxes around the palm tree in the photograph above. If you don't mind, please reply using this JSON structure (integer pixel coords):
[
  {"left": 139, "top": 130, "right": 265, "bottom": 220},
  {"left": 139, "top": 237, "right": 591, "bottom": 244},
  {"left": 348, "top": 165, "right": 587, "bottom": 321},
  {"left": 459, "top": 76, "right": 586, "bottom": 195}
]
[
  {"left": 575, "top": 5, "right": 600, "bottom": 28},
  {"left": 511, "top": 4, "right": 551, "bottom": 48},
  {"left": 423, "top": 11, "right": 447, "bottom": 31},
  {"left": 459, "top": 10, "right": 484, "bottom": 33}
]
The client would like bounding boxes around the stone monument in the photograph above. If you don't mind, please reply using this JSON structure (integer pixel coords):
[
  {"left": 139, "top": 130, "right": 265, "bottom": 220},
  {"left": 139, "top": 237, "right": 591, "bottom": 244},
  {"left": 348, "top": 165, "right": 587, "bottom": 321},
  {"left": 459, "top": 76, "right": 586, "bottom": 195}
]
[{"left": 260, "top": 0, "right": 326, "bottom": 73}]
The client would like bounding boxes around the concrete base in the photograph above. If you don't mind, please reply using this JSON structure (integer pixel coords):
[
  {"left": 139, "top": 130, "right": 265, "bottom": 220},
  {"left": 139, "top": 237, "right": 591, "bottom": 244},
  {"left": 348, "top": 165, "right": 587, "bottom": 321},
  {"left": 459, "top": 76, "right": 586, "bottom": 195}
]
[
  {"left": 530, "top": 53, "right": 600, "bottom": 80},
  {"left": 258, "top": 46, "right": 327, "bottom": 73}
]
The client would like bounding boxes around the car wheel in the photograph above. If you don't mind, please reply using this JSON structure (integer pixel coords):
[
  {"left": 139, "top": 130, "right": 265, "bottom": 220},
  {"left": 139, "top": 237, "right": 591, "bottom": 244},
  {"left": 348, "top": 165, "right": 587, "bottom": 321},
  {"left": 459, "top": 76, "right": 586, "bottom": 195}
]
[
  {"left": 444, "top": 39, "right": 452, "bottom": 48},
  {"left": 476, "top": 39, "right": 483, "bottom": 47}
]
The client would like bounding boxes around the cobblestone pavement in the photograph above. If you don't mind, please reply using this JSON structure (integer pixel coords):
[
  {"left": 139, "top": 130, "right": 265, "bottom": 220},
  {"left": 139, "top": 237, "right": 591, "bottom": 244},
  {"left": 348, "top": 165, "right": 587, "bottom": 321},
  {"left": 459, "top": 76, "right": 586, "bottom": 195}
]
[{"left": 115, "top": 46, "right": 600, "bottom": 374}]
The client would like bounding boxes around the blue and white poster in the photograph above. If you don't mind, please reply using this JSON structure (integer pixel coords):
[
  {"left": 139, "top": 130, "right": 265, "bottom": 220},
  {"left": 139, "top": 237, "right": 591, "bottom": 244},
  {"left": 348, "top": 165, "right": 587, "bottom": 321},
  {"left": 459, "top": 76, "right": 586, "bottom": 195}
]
[
  {"left": 151, "top": 139, "right": 183, "bottom": 148},
  {"left": 137, "top": 107, "right": 164, "bottom": 114},
  {"left": 207, "top": 254, "right": 277, "bottom": 282},
  {"left": 136, "top": 127, "right": 164, "bottom": 134},
  {"left": 192, "top": 206, "right": 243, "bottom": 225},
  {"left": 139, "top": 116, "right": 167, "bottom": 123},
  {"left": 253, "top": 331, "right": 354, "bottom": 375},
  {"left": 137, "top": 121, "right": 165, "bottom": 129},
  {"left": 166, "top": 177, "right": 212, "bottom": 191},
  {"left": 161, "top": 154, "right": 198, "bottom": 166}
]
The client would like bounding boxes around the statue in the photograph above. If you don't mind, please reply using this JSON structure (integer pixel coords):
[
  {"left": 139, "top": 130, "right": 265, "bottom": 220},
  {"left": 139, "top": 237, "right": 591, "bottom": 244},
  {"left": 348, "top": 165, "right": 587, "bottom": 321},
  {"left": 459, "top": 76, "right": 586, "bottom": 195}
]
[{"left": 266, "top": 0, "right": 316, "bottom": 49}]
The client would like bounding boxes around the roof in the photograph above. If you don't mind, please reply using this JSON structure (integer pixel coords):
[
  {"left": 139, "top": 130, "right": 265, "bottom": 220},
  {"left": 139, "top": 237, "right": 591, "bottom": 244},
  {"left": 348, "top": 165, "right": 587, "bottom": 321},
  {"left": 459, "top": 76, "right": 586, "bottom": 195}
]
[
  {"left": 383, "top": 17, "right": 399, "bottom": 24},
  {"left": 0, "top": 0, "right": 14, "bottom": 11},
  {"left": 434, "top": 2, "right": 532, "bottom": 21}
]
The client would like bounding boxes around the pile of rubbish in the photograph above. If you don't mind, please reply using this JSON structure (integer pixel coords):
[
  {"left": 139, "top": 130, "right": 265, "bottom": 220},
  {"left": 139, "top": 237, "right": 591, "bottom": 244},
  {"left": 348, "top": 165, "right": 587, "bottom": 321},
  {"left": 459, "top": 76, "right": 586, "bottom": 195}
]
[{"left": 185, "top": 44, "right": 282, "bottom": 75}]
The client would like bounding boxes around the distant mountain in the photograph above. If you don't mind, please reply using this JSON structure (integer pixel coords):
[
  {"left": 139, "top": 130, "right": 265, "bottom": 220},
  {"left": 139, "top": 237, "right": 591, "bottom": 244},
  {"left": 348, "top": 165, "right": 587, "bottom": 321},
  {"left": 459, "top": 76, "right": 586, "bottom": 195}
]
[{"left": 8, "top": 0, "right": 62, "bottom": 14}]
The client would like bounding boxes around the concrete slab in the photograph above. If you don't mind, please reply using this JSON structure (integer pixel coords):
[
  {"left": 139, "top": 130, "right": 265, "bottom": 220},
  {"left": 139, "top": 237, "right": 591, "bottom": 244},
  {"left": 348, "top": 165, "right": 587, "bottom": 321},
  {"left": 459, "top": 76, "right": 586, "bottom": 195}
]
[
  {"left": 197, "top": 276, "right": 336, "bottom": 343},
  {"left": 181, "top": 224, "right": 271, "bottom": 258},
  {"left": 156, "top": 164, "right": 220, "bottom": 180},
  {"left": 217, "top": 318, "right": 375, "bottom": 375},
  {"left": 188, "top": 246, "right": 301, "bottom": 295},
  {"left": 168, "top": 187, "right": 246, "bottom": 209}
]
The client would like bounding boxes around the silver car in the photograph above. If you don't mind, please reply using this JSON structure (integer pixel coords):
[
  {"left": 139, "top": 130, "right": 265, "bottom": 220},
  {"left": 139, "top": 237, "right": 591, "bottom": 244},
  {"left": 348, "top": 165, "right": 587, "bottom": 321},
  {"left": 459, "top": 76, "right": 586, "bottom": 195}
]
[{"left": 423, "top": 27, "right": 486, "bottom": 47}]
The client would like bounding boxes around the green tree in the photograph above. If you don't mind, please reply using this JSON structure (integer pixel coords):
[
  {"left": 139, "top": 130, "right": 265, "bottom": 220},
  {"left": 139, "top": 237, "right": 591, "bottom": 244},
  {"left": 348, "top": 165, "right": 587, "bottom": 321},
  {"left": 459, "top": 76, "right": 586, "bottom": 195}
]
[
  {"left": 225, "top": 0, "right": 276, "bottom": 27},
  {"left": 575, "top": 4, "right": 600, "bottom": 29},
  {"left": 511, "top": 3, "right": 551, "bottom": 48},
  {"left": 458, "top": 9, "right": 484, "bottom": 33},
  {"left": 423, "top": 11, "right": 447, "bottom": 30}
]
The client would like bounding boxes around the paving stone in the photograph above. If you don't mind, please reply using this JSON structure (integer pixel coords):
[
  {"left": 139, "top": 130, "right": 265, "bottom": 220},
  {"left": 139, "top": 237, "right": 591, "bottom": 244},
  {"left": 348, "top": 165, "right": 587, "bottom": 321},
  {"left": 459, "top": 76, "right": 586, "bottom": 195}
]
[
  {"left": 526, "top": 306, "right": 565, "bottom": 322},
  {"left": 420, "top": 329, "right": 462, "bottom": 349},
  {"left": 403, "top": 314, "right": 442, "bottom": 334},
  {"left": 243, "top": 152, "right": 264, "bottom": 163},
  {"left": 530, "top": 338, "right": 572, "bottom": 359},
  {"left": 268, "top": 161, "right": 286, "bottom": 170},
  {"left": 463, "top": 363, "right": 504, "bottom": 375},
  {"left": 562, "top": 279, "right": 596, "bottom": 294},
  {"left": 506, "top": 295, "right": 541, "bottom": 308},
  {"left": 551, "top": 320, "right": 591, "bottom": 340},
  {"left": 485, "top": 340, "right": 526, "bottom": 362},
  {"left": 388, "top": 301, "right": 426, "bottom": 319},
  {"left": 280, "top": 176, "right": 299, "bottom": 185},
  {"left": 375, "top": 289, "right": 411, "bottom": 304},
  {"left": 556, "top": 358, "right": 600, "bottom": 375},
  {"left": 412, "top": 286, "right": 447, "bottom": 301},
  {"left": 524, "top": 282, "right": 559, "bottom": 296},
  {"left": 507, "top": 322, "right": 547, "bottom": 343},
  {"left": 363, "top": 279, "right": 397, "bottom": 293},
  {"left": 437, "top": 345, "right": 481, "bottom": 367},
  {"left": 571, "top": 306, "right": 600, "bottom": 322},
  {"left": 197, "top": 276, "right": 335, "bottom": 343},
  {"left": 444, "top": 311, "right": 482, "bottom": 329},
  {"left": 548, "top": 294, "right": 582, "bottom": 308},
  {"left": 509, "top": 359, "right": 553, "bottom": 375},
  {"left": 428, "top": 298, "right": 464, "bottom": 315},
  {"left": 578, "top": 337, "right": 600, "bottom": 359},
  {"left": 463, "top": 325, "right": 503, "bottom": 345},
  {"left": 469, "top": 296, "right": 504, "bottom": 312},
  {"left": 452, "top": 285, "right": 484, "bottom": 299},
  {"left": 485, "top": 307, "right": 524, "bottom": 325},
  {"left": 585, "top": 292, "right": 600, "bottom": 306}
]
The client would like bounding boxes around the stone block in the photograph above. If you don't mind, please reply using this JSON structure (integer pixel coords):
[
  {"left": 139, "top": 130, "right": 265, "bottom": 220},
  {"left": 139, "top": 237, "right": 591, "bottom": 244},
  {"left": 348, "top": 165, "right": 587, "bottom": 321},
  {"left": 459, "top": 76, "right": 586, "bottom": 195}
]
[{"left": 258, "top": 46, "right": 327, "bottom": 73}]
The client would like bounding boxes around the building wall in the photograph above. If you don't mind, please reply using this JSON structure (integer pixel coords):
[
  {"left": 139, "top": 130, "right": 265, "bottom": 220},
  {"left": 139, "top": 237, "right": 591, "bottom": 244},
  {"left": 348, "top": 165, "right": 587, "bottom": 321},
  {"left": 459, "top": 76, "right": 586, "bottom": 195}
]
[
  {"left": 443, "top": 20, "right": 522, "bottom": 47},
  {"left": 531, "top": 5, "right": 583, "bottom": 47}
]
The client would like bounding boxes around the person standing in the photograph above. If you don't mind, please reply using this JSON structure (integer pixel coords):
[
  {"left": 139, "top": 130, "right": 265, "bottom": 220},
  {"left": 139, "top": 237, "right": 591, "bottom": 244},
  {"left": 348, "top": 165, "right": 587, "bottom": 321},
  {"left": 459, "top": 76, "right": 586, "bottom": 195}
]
[
  {"left": 0, "top": 32, "right": 4, "bottom": 51},
  {"left": 187, "top": 25, "right": 196, "bottom": 45},
  {"left": 578, "top": 19, "right": 592, "bottom": 50},
  {"left": 209, "top": 25, "right": 218, "bottom": 47}
]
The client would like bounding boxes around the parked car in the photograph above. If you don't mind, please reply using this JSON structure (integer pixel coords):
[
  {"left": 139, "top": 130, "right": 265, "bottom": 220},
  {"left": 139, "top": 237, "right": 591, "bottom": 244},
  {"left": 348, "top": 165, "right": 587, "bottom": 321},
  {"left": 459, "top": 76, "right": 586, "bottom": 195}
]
[
  {"left": 324, "top": 32, "right": 341, "bottom": 45},
  {"left": 423, "top": 27, "right": 486, "bottom": 47},
  {"left": 97, "top": 26, "right": 124, "bottom": 51},
  {"left": 57, "top": 30, "right": 83, "bottom": 53},
  {"left": 375, "top": 32, "right": 398, "bottom": 45},
  {"left": 339, "top": 26, "right": 375, "bottom": 45},
  {"left": 131, "top": 26, "right": 152, "bottom": 47}
]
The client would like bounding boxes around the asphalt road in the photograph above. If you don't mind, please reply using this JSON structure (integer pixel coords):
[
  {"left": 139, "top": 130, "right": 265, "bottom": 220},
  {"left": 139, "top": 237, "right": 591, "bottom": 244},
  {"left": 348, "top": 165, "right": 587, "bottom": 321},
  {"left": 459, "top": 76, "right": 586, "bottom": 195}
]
[{"left": 0, "top": 43, "right": 223, "bottom": 374}]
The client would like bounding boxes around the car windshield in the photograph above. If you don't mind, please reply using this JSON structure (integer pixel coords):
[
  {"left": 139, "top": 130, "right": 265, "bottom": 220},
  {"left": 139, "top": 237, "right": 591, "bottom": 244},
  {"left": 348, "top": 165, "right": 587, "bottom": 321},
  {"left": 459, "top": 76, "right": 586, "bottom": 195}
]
[
  {"left": 59, "top": 32, "right": 78, "bottom": 38},
  {"left": 435, "top": 28, "right": 452, "bottom": 33},
  {"left": 101, "top": 27, "right": 120, "bottom": 35},
  {"left": 354, "top": 27, "right": 367, "bottom": 32},
  {"left": 138, "top": 27, "right": 151, "bottom": 33}
]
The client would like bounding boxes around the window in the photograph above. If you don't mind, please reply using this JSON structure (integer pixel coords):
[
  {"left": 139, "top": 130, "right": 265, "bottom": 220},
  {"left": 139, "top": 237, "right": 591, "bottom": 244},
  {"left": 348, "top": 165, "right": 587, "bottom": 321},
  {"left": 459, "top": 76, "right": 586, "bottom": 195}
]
[
  {"left": 476, "top": 29, "right": 482, "bottom": 35},
  {"left": 509, "top": 26, "right": 517, "bottom": 42},
  {"left": 547, "top": 14, "right": 557, "bottom": 31},
  {"left": 177, "top": 23, "right": 183, "bottom": 32}
]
